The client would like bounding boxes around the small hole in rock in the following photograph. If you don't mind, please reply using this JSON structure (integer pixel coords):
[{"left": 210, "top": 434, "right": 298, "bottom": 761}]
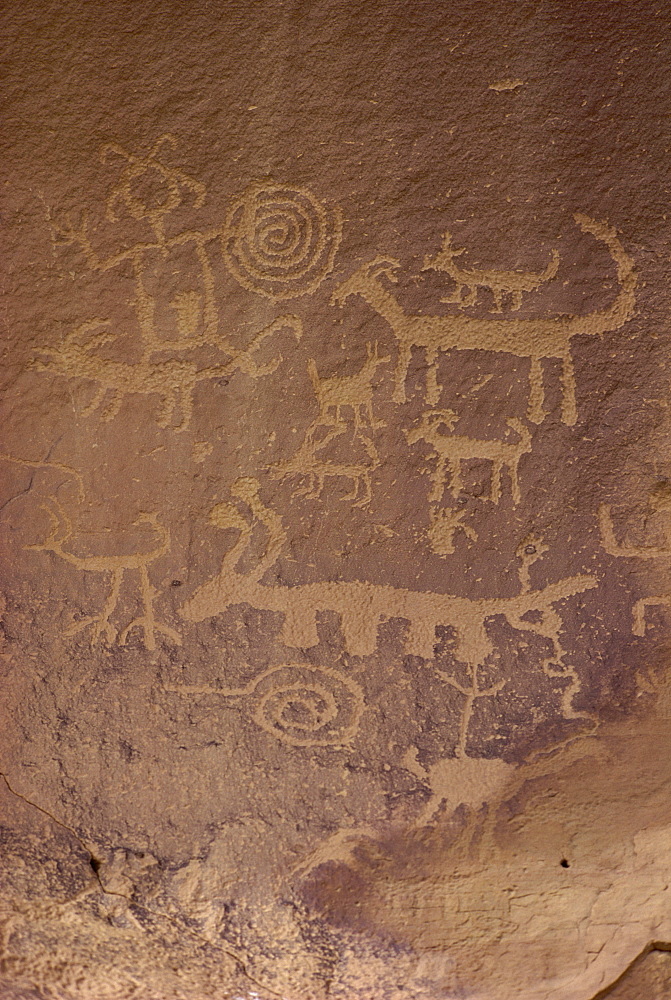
[
  {"left": 90, "top": 857, "right": 101, "bottom": 874},
  {"left": 560, "top": 859, "right": 569, "bottom": 868},
  {"left": 171, "top": 580, "right": 182, "bottom": 587}
]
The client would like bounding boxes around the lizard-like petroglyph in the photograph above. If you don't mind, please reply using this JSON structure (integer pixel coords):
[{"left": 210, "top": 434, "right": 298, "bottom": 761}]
[
  {"left": 180, "top": 480, "right": 597, "bottom": 668},
  {"left": 422, "top": 230, "right": 560, "bottom": 312},
  {"left": 27, "top": 497, "right": 180, "bottom": 651},
  {"left": 405, "top": 408, "right": 532, "bottom": 505},
  {"left": 332, "top": 214, "right": 636, "bottom": 423}
]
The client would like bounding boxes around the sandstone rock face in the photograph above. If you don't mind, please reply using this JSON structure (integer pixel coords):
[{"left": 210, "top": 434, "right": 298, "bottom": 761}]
[{"left": 1, "top": 4, "right": 670, "bottom": 999}]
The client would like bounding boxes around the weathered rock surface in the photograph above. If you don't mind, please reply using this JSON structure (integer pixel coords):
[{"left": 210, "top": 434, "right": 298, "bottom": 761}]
[{"left": 1, "top": 3, "right": 670, "bottom": 998}]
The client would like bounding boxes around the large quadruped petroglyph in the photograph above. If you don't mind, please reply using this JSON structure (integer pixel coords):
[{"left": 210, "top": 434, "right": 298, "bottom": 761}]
[{"left": 2, "top": 6, "right": 670, "bottom": 1000}]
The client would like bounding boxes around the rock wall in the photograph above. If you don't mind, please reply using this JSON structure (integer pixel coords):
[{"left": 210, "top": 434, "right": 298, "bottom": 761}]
[{"left": 1, "top": 3, "right": 670, "bottom": 998}]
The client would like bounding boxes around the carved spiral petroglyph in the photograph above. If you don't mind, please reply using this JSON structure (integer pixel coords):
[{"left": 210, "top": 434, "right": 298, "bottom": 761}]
[{"left": 222, "top": 183, "right": 342, "bottom": 300}]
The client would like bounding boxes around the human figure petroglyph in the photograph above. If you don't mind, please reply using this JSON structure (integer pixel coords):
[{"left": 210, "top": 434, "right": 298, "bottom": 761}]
[
  {"left": 31, "top": 315, "right": 301, "bottom": 431},
  {"left": 306, "top": 341, "right": 390, "bottom": 434},
  {"left": 422, "top": 230, "right": 560, "bottom": 313},
  {"left": 166, "top": 664, "right": 365, "bottom": 748},
  {"left": 26, "top": 498, "right": 180, "bottom": 651},
  {"left": 180, "top": 479, "right": 597, "bottom": 668},
  {"left": 405, "top": 409, "right": 532, "bottom": 506},
  {"left": 331, "top": 215, "right": 636, "bottom": 424},
  {"left": 271, "top": 425, "right": 380, "bottom": 508},
  {"left": 222, "top": 182, "right": 343, "bottom": 300},
  {"left": 600, "top": 485, "right": 671, "bottom": 636}
]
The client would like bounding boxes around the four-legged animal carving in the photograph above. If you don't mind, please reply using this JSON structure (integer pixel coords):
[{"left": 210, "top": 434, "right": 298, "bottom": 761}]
[
  {"left": 307, "top": 341, "right": 390, "bottom": 433},
  {"left": 27, "top": 498, "right": 180, "bottom": 651},
  {"left": 32, "top": 316, "right": 301, "bottom": 431},
  {"left": 405, "top": 409, "right": 532, "bottom": 505},
  {"left": 271, "top": 425, "right": 380, "bottom": 508},
  {"left": 422, "top": 230, "right": 560, "bottom": 313},
  {"left": 332, "top": 215, "right": 636, "bottom": 423}
]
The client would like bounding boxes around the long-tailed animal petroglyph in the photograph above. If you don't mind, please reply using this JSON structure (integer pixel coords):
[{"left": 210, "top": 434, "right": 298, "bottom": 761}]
[
  {"left": 271, "top": 425, "right": 380, "bottom": 508},
  {"left": 600, "top": 487, "right": 671, "bottom": 636},
  {"left": 32, "top": 315, "right": 301, "bottom": 431},
  {"left": 307, "top": 341, "right": 390, "bottom": 434},
  {"left": 27, "top": 497, "right": 180, "bottom": 651},
  {"left": 402, "top": 748, "right": 515, "bottom": 825},
  {"left": 405, "top": 409, "right": 532, "bottom": 505},
  {"left": 180, "top": 480, "right": 597, "bottom": 670},
  {"left": 222, "top": 182, "right": 342, "bottom": 300},
  {"left": 166, "top": 664, "right": 364, "bottom": 748},
  {"left": 332, "top": 215, "right": 636, "bottom": 424},
  {"left": 422, "top": 230, "right": 560, "bottom": 313}
]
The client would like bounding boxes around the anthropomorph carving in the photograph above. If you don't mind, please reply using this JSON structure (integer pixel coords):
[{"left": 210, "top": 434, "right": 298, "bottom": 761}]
[
  {"left": 422, "top": 230, "right": 560, "bottom": 313},
  {"left": 332, "top": 214, "right": 636, "bottom": 424},
  {"left": 600, "top": 483, "right": 671, "bottom": 636},
  {"left": 27, "top": 497, "right": 180, "bottom": 651}
]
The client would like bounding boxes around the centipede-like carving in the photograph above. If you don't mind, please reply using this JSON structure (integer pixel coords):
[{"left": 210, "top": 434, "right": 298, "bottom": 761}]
[{"left": 222, "top": 183, "right": 342, "bottom": 300}]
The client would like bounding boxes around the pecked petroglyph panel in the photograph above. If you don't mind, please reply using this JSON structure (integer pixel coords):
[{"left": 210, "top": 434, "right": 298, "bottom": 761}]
[{"left": 2, "top": 7, "right": 671, "bottom": 999}]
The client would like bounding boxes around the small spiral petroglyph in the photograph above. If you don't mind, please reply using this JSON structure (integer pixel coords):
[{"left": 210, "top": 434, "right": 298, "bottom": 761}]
[
  {"left": 222, "top": 183, "right": 342, "bottom": 300},
  {"left": 251, "top": 664, "right": 364, "bottom": 747}
]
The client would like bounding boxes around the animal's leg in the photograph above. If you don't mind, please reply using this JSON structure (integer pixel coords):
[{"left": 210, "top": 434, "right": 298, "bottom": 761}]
[
  {"left": 527, "top": 357, "right": 546, "bottom": 425},
  {"left": 120, "top": 565, "right": 181, "bottom": 650},
  {"left": 511, "top": 290, "right": 523, "bottom": 311},
  {"left": 174, "top": 384, "right": 194, "bottom": 433},
  {"left": 101, "top": 390, "right": 124, "bottom": 422},
  {"left": 425, "top": 347, "right": 441, "bottom": 407},
  {"left": 490, "top": 460, "right": 503, "bottom": 504},
  {"left": 560, "top": 350, "right": 577, "bottom": 426},
  {"left": 461, "top": 284, "right": 478, "bottom": 309},
  {"left": 449, "top": 458, "right": 463, "bottom": 498},
  {"left": 66, "top": 568, "right": 123, "bottom": 644},
  {"left": 491, "top": 288, "right": 504, "bottom": 314},
  {"left": 510, "top": 458, "right": 521, "bottom": 506},
  {"left": 428, "top": 456, "right": 446, "bottom": 504},
  {"left": 156, "top": 391, "right": 176, "bottom": 429},
  {"left": 366, "top": 401, "right": 385, "bottom": 430},
  {"left": 351, "top": 472, "right": 373, "bottom": 508},
  {"left": 392, "top": 342, "right": 412, "bottom": 404},
  {"left": 81, "top": 385, "right": 108, "bottom": 417},
  {"left": 632, "top": 596, "right": 671, "bottom": 636}
]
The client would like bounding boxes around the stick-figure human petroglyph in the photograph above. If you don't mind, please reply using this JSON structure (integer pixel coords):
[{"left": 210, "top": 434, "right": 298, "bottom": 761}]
[
  {"left": 307, "top": 341, "right": 390, "bottom": 434},
  {"left": 222, "top": 182, "right": 342, "bottom": 300},
  {"left": 332, "top": 215, "right": 636, "bottom": 423},
  {"left": 600, "top": 485, "right": 671, "bottom": 636},
  {"left": 422, "top": 230, "right": 560, "bottom": 313},
  {"left": 166, "top": 664, "right": 364, "bottom": 748},
  {"left": 101, "top": 134, "right": 206, "bottom": 244},
  {"left": 26, "top": 497, "right": 180, "bottom": 651},
  {"left": 405, "top": 409, "right": 532, "bottom": 506},
  {"left": 180, "top": 479, "right": 597, "bottom": 669},
  {"left": 271, "top": 425, "right": 380, "bottom": 508},
  {"left": 31, "top": 315, "right": 301, "bottom": 431}
]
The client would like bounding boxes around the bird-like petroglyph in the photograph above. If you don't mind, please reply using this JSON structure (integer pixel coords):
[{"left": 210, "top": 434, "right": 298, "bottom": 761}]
[
  {"left": 166, "top": 663, "right": 364, "bottom": 748},
  {"left": 405, "top": 409, "right": 532, "bottom": 505},
  {"left": 422, "top": 230, "right": 560, "bottom": 313},
  {"left": 32, "top": 315, "right": 301, "bottom": 431},
  {"left": 27, "top": 497, "right": 180, "bottom": 651},
  {"left": 332, "top": 215, "right": 636, "bottom": 423},
  {"left": 180, "top": 481, "right": 597, "bottom": 674},
  {"left": 600, "top": 485, "right": 671, "bottom": 636},
  {"left": 222, "top": 182, "right": 342, "bottom": 300}
]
